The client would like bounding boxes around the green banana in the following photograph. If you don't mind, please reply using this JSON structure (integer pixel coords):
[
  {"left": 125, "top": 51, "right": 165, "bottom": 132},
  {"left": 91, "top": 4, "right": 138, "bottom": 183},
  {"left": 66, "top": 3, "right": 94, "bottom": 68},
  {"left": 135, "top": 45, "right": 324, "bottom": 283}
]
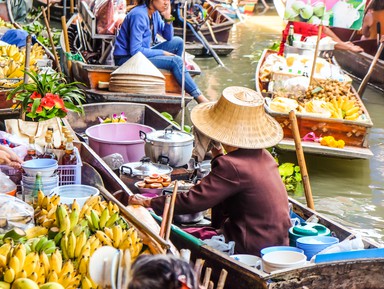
[
  {"left": 90, "top": 210, "right": 100, "bottom": 230},
  {"left": 35, "top": 237, "right": 48, "bottom": 253},
  {"left": 41, "top": 240, "right": 56, "bottom": 255},
  {"left": 105, "top": 212, "right": 119, "bottom": 228},
  {"left": 69, "top": 208, "right": 79, "bottom": 230},
  {"left": 99, "top": 207, "right": 110, "bottom": 229}
]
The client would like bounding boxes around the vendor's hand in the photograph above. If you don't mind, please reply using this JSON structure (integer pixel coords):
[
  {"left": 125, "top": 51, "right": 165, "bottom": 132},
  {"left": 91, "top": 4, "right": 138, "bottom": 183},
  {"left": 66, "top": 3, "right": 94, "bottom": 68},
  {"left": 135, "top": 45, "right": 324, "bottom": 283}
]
[
  {"left": 0, "top": 146, "right": 23, "bottom": 168},
  {"left": 128, "top": 194, "right": 152, "bottom": 208},
  {"left": 345, "top": 41, "right": 364, "bottom": 53}
]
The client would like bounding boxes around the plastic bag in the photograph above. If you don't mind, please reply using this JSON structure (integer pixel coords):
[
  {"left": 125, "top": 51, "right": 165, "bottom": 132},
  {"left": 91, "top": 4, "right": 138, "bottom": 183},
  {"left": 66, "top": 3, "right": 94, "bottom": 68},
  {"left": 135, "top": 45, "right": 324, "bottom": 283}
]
[
  {"left": 94, "top": 0, "right": 115, "bottom": 35},
  {"left": 0, "top": 194, "right": 34, "bottom": 233},
  {"left": 204, "top": 235, "right": 235, "bottom": 255}
]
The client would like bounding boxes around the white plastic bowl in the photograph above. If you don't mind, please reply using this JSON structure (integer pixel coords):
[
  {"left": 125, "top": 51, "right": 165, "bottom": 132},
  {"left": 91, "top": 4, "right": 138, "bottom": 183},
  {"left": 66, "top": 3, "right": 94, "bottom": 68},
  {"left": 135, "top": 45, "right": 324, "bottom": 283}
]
[
  {"left": 50, "top": 185, "right": 99, "bottom": 207},
  {"left": 262, "top": 251, "right": 307, "bottom": 273},
  {"left": 22, "top": 159, "right": 58, "bottom": 177},
  {"left": 230, "top": 254, "right": 261, "bottom": 268}
]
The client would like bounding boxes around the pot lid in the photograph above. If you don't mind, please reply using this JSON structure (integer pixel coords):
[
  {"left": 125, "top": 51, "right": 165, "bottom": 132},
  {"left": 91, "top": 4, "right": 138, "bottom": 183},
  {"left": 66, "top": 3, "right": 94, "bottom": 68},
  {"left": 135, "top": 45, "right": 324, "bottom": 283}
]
[
  {"left": 146, "top": 129, "right": 194, "bottom": 143},
  {"left": 120, "top": 157, "right": 173, "bottom": 177}
]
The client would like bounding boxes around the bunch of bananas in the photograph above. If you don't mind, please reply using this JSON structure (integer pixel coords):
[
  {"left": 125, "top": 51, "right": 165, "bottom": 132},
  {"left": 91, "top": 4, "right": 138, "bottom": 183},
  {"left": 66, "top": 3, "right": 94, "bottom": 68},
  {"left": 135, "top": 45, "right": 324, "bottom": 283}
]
[
  {"left": 0, "top": 18, "right": 14, "bottom": 29},
  {"left": 0, "top": 43, "right": 46, "bottom": 85}
]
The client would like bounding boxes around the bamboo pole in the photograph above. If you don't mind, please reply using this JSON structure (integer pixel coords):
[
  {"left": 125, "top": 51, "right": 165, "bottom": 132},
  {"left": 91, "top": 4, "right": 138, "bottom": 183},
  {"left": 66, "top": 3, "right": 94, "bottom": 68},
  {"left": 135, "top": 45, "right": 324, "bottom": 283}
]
[
  {"left": 96, "top": 185, "right": 170, "bottom": 250},
  {"left": 61, "top": 15, "right": 72, "bottom": 78},
  {"left": 165, "top": 181, "right": 178, "bottom": 241},
  {"left": 41, "top": 7, "right": 62, "bottom": 72},
  {"left": 289, "top": 110, "right": 315, "bottom": 210},
  {"left": 159, "top": 195, "right": 171, "bottom": 238},
  {"left": 309, "top": 24, "right": 322, "bottom": 85}
]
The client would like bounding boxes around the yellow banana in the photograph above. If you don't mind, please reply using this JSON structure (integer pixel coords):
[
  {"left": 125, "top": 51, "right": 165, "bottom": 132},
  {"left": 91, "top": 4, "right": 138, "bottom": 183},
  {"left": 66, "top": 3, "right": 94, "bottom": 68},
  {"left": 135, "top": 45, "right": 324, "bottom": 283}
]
[
  {"left": 16, "top": 269, "right": 28, "bottom": 279},
  {"left": 26, "top": 226, "right": 48, "bottom": 239},
  {"left": 89, "top": 237, "right": 101, "bottom": 256},
  {"left": 81, "top": 275, "right": 93, "bottom": 289},
  {"left": 79, "top": 204, "right": 89, "bottom": 220},
  {"left": 0, "top": 254, "right": 7, "bottom": 268},
  {"left": 39, "top": 251, "right": 50, "bottom": 276},
  {"left": 29, "top": 271, "right": 39, "bottom": 282},
  {"left": 74, "top": 231, "right": 87, "bottom": 258},
  {"left": 50, "top": 194, "right": 61, "bottom": 206},
  {"left": 0, "top": 243, "right": 12, "bottom": 257},
  {"left": 22, "top": 252, "right": 39, "bottom": 276},
  {"left": 83, "top": 195, "right": 100, "bottom": 210},
  {"left": 98, "top": 207, "right": 110, "bottom": 229},
  {"left": 77, "top": 255, "right": 89, "bottom": 274},
  {"left": 37, "top": 190, "right": 45, "bottom": 207},
  {"left": 345, "top": 112, "right": 360, "bottom": 121},
  {"left": 12, "top": 243, "right": 26, "bottom": 270},
  {"left": 37, "top": 263, "right": 46, "bottom": 285},
  {"left": 345, "top": 106, "right": 360, "bottom": 116},
  {"left": 112, "top": 225, "right": 122, "bottom": 248},
  {"left": 95, "top": 231, "right": 113, "bottom": 246},
  {"left": 48, "top": 270, "right": 59, "bottom": 282},
  {"left": 50, "top": 248, "right": 63, "bottom": 274},
  {"left": 104, "top": 227, "right": 114, "bottom": 240},
  {"left": 8, "top": 255, "right": 21, "bottom": 275},
  {"left": 59, "top": 260, "right": 74, "bottom": 278},
  {"left": 60, "top": 235, "right": 69, "bottom": 260},
  {"left": 67, "top": 232, "right": 76, "bottom": 259},
  {"left": 3, "top": 267, "right": 15, "bottom": 283}
]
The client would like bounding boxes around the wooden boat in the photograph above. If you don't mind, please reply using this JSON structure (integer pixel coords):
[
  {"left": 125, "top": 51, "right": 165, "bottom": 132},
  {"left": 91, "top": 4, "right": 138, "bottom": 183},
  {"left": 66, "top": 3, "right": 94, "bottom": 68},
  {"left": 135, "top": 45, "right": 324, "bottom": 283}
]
[
  {"left": 74, "top": 140, "right": 384, "bottom": 289},
  {"left": 333, "top": 39, "right": 384, "bottom": 92},
  {"left": 172, "top": 0, "right": 235, "bottom": 56},
  {"left": 61, "top": 11, "right": 199, "bottom": 117},
  {"left": 255, "top": 49, "right": 373, "bottom": 159}
]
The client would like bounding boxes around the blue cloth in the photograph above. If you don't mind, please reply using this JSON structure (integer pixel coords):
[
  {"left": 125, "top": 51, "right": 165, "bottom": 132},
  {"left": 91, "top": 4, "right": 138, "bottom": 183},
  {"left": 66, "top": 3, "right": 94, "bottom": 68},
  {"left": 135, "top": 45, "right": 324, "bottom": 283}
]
[
  {"left": 114, "top": 4, "right": 173, "bottom": 58},
  {"left": 113, "top": 5, "right": 202, "bottom": 98},
  {"left": 1, "top": 29, "right": 29, "bottom": 47}
]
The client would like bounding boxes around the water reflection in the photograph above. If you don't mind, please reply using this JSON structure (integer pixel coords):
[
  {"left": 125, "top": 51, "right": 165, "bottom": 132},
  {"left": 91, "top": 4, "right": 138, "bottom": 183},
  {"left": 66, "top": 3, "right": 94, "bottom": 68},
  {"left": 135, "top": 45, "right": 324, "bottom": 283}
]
[{"left": 192, "top": 9, "right": 384, "bottom": 244}]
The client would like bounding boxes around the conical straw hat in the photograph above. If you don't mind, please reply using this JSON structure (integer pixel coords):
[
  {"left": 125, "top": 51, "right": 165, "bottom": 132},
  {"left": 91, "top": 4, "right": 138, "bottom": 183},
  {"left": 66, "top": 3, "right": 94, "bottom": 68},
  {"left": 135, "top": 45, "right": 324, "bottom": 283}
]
[
  {"left": 190, "top": 86, "right": 283, "bottom": 149},
  {"left": 112, "top": 52, "right": 165, "bottom": 79}
]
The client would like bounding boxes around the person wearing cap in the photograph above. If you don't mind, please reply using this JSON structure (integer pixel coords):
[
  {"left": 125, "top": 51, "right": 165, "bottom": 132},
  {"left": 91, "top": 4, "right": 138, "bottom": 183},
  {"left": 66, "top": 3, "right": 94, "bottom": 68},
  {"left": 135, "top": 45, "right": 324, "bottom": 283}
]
[
  {"left": 129, "top": 86, "right": 291, "bottom": 256},
  {"left": 113, "top": 0, "right": 208, "bottom": 104}
]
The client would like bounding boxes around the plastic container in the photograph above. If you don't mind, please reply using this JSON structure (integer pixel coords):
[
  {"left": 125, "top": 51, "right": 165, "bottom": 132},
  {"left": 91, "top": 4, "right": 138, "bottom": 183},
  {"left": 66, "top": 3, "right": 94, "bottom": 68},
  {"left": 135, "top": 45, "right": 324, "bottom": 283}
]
[
  {"left": 289, "top": 222, "right": 331, "bottom": 246},
  {"left": 85, "top": 123, "right": 155, "bottom": 163},
  {"left": 262, "top": 251, "right": 307, "bottom": 273},
  {"left": 260, "top": 246, "right": 304, "bottom": 257},
  {"left": 230, "top": 254, "right": 261, "bottom": 268},
  {"left": 0, "top": 172, "right": 17, "bottom": 196},
  {"left": 58, "top": 147, "right": 82, "bottom": 185},
  {"left": 296, "top": 236, "right": 339, "bottom": 260},
  {"left": 22, "top": 158, "right": 58, "bottom": 177},
  {"left": 50, "top": 184, "right": 99, "bottom": 208},
  {"left": 314, "top": 248, "right": 384, "bottom": 263}
]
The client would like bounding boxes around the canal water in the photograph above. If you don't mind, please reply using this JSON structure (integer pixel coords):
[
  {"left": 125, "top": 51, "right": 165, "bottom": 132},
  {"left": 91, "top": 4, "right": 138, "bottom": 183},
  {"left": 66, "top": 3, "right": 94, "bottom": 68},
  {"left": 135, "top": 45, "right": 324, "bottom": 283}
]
[{"left": 191, "top": 7, "right": 384, "bottom": 245}]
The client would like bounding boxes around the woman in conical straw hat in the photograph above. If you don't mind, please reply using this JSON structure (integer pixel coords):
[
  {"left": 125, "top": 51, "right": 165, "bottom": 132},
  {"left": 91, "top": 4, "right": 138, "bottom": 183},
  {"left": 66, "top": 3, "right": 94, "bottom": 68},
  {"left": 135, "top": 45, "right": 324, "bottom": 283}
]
[{"left": 129, "top": 86, "right": 291, "bottom": 256}]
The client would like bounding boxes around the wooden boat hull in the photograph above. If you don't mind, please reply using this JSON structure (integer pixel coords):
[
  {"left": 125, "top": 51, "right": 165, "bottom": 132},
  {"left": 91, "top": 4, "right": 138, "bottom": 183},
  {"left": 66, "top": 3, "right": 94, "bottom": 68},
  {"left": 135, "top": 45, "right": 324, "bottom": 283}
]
[
  {"left": 173, "top": 1, "right": 235, "bottom": 47},
  {"left": 333, "top": 39, "right": 384, "bottom": 92},
  {"left": 72, "top": 141, "right": 383, "bottom": 289},
  {"left": 255, "top": 49, "right": 373, "bottom": 159},
  {"left": 184, "top": 43, "right": 234, "bottom": 56}
]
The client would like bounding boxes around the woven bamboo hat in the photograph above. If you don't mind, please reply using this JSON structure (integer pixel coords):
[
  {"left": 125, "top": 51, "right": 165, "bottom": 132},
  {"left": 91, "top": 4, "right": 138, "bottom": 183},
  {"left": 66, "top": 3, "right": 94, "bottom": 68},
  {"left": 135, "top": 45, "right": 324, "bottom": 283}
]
[{"left": 190, "top": 86, "right": 283, "bottom": 149}]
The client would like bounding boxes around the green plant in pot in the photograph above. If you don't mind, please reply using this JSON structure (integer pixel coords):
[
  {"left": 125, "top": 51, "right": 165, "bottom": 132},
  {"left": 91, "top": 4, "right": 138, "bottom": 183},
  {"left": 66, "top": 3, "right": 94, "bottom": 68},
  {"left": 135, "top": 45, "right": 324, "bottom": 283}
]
[{"left": 7, "top": 70, "right": 85, "bottom": 121}]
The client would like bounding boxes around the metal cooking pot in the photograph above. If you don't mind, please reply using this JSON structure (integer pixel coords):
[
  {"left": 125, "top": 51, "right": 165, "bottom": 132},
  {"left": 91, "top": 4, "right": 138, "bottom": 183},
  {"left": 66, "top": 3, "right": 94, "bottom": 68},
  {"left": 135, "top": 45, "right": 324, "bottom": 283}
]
[{"left": 140, "top": 129, "right": 194, "bottom": 167}]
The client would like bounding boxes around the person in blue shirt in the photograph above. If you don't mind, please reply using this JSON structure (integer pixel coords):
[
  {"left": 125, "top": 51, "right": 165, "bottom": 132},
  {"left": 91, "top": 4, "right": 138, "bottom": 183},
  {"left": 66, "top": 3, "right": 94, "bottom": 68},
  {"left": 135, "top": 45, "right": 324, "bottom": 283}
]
[{"left": 114, "top": 0, "right": 208, "bottom": 103}]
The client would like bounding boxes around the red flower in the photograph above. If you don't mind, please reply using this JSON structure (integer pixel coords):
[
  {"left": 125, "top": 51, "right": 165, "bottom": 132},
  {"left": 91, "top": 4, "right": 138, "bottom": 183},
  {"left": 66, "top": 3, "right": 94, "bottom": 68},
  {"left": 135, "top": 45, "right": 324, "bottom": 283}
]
[
  {"left": 41, "top": 95, "right": 56, "bottom": 110},
  {"left": 27, "top": 102, "right": 43, "bottom": 113},
  {"left": 30, "top": 91, "right": 41, "bottom": 99}
]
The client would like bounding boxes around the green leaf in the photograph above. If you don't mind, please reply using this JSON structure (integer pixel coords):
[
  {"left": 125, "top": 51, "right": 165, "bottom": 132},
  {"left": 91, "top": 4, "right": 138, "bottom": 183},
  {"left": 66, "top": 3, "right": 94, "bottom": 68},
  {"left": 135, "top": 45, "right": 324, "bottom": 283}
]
[{"left": 278, "top": 163, "right": 295, "bottom": 177}]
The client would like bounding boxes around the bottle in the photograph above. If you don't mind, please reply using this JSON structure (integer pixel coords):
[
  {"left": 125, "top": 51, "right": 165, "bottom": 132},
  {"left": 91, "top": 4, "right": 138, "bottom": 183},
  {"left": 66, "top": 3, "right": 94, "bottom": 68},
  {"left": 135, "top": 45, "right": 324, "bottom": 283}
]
[
  {"left": 41, "top": 135, "right": 57, "bottom": 160},
  {"left": 60, "top": 128, "right": 70, "bottom": 150},
  {"left": 62, "top": 136, "right": 77, "bottom": 165},
  {"left": 31, "top": 172, "right": 43, "bottom": 205},
  {"left": 287, "top": 24, "right": 294, "bottom": 46},
  {"left": 24, "top": 136, "right": 38, "bottom": 161}
]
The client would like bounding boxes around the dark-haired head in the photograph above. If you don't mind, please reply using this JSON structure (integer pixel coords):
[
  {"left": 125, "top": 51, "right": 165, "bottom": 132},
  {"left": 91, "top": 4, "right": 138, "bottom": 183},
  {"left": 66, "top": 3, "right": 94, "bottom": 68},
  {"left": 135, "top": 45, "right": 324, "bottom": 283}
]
[
  {"left": 128, "top": 254, "right": 199, "bottom": 289},
  {"left": 371, "top": 0, "right": 384, "bottom": 11},
  {"left": 136, "top": 0, "right": 151, "bottom": 7}
]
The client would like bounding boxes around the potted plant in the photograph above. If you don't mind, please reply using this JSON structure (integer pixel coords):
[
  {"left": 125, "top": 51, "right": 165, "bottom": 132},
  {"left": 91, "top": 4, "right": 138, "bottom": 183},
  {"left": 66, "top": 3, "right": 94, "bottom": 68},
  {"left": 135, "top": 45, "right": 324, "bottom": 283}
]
[{"left": 6, "top": 70, "right": 85, "bottom": 121}]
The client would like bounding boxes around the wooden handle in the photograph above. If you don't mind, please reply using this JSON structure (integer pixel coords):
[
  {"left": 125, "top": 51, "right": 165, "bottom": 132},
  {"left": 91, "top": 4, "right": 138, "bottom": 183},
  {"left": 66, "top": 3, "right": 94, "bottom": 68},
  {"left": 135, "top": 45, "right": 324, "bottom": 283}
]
[
  {"left": 165, "top": 181, "right": 178, "bottom": 241},
  {"left": 202, "top": 267, "right": 212, "bottom": 288},
  {"left": 289, "top": 110, "right": 315, "bottom": 210},
  {"left": 23, "top": 35, "right": 31, "bottom": 84},
  {"left": 159, "top": 195, "right": 171, "bottom": 238},
  {"left": 96, "top": 185, "right": 170, "bottom": 249},
  {"left": 194, "top": 258, "right": 205, "bottom": 282},
  {"left": 309, "top": 24, "right": 323, "bottom": 85},
  {"left": 216, "top": 269, "right": 228, "bottom": 289},
  {"left": 357, "top": 41, "right": 384, "bottom": 96},
  {"left": 61, "top": 16, "right": 72, "bottom": 77},
  {"left": 41, "top": 7, "right": 62, "bottom": 72}
]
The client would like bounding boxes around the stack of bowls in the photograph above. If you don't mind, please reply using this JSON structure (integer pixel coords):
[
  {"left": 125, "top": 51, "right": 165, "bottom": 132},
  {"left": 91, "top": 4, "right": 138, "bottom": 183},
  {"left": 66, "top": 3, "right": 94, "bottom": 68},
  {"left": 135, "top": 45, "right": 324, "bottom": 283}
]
[
  {"left": 21, "top": 159, "right": 59, "bottom": 197},
  {"left": 50, "top": 185, "right": 100, "bottom": 208},
  {"left": 296, "top": 236, "right": 339, "bottom": 260},
  {"left": 262, "top": 251, "right": 307, "bottom": 273},
  {"left": 230, "top": 254, "right": 261, "bottom": 268}
]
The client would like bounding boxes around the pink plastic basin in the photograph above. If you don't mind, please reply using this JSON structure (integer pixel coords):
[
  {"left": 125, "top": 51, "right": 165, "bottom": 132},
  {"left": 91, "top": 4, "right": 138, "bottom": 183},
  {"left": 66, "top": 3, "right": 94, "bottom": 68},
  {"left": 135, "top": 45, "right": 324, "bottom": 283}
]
[{"left": 85, "top": 123, "right": 155, "bottom": 163}]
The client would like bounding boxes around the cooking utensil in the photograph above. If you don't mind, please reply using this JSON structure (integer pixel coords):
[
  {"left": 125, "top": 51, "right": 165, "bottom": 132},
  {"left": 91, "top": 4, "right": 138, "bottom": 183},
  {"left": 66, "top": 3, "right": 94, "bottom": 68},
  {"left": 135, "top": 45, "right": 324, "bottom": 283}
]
[
  {"left": 165, "top": 181, "right": 178, "bottom": 241},
  {"left": 141, "top": 129, "right": 194, "bottom": 167}
]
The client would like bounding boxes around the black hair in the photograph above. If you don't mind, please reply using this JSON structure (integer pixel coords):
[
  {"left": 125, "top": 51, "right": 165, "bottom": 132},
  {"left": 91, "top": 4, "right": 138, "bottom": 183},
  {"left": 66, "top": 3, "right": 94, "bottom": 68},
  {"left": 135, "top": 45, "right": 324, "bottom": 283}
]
[
  {"left": 128, "top": 254, "right": 199, "bottom": 289},
  {"left": 136, "top": 0, "right": 151, "bottom": 7},
  {"left": 371, "top": 0, "right": 384, "bottom": 11}
]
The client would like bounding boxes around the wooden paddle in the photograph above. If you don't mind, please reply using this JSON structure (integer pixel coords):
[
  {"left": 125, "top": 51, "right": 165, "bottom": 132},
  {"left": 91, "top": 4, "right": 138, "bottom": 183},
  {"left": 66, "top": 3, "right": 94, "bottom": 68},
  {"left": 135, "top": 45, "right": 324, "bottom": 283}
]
[
  {"left": 357, "top": 40, "right": 384, "bottom": 96},
  {"left": 61, "top": 16, "right": 72, "bottom": 78},
  {"left": 289, "top": 110, "right": 315, "bottom": 210},
  {"left": 41, "top": 7, "right": 62, "bottom": 72},
  {"left": 165, "top": 181, "right": 178, "bottom": 241}
]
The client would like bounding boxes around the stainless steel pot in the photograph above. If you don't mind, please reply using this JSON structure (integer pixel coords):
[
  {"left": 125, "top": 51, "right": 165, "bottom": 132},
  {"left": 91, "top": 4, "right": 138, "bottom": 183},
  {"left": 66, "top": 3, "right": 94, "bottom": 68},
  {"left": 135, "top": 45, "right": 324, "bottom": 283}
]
[
  {"left": 119, "top": 157, "right": 173, "bottom": 193},
  {"left": 140, "top": 129, "right": 194, "bottom": 167}
]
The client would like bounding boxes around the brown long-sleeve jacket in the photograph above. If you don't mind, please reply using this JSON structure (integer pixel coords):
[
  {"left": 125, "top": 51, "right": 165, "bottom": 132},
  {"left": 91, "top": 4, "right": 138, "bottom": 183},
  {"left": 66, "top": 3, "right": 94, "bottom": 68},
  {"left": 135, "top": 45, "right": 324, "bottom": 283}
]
[{"left": 150, "top": 148, "right": 291, "bottom": 256}]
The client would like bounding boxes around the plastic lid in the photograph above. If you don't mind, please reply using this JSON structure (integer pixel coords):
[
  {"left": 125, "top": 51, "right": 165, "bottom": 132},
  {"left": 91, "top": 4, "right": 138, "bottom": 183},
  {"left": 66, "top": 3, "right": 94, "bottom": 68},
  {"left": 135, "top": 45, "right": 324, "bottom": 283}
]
[{"left": 120, "top": 157, "right": 173, "bottom": 177}]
